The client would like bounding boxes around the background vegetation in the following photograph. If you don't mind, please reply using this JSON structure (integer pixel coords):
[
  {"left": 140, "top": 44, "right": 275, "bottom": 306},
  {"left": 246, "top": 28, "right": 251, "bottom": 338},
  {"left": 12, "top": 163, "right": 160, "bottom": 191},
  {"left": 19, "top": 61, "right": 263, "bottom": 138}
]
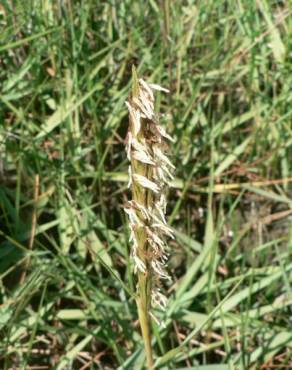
[{"left": 0, "top": 1, "right": 292, "bottom": 369}]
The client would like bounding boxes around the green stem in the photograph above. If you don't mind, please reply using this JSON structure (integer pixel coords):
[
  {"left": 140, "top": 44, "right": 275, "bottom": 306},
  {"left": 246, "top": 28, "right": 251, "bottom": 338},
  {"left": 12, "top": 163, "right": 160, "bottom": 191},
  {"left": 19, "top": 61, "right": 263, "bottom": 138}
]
[{"left": 137, "top": 272, "right": 153, "bottom": 369}]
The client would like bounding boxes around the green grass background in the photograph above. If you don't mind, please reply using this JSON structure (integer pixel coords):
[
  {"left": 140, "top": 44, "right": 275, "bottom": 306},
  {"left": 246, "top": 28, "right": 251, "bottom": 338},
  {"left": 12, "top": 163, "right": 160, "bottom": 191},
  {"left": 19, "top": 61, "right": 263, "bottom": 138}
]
[{"left": 1, "top": 1, "right": 292, "bottom": 369}]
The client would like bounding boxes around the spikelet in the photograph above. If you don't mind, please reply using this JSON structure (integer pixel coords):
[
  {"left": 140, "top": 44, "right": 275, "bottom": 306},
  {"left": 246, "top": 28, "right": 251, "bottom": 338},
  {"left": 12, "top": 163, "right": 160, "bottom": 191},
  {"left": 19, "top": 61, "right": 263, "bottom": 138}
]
[{"left": 124, "top": 69, "right": 174, "bottom": 321}]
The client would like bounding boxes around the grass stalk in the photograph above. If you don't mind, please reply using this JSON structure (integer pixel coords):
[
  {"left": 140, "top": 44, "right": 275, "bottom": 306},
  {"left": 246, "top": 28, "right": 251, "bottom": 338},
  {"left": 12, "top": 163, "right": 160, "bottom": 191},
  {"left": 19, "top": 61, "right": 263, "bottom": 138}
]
[
  {"left": 131, "top": 66, "right": 154, "bottom": 368},
  {"left": 136, "top": 274, "right": 154, "bottom": 369},
  {"left": 125, "top": 66, "right": 174, "bottom": 368}
]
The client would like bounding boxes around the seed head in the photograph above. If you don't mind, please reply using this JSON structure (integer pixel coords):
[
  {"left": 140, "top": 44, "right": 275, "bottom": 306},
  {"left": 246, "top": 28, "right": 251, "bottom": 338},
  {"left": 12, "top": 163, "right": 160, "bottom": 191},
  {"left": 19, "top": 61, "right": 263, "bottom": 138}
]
[{"left": 125, "top": 73, "right": 174, "bottom": 318}]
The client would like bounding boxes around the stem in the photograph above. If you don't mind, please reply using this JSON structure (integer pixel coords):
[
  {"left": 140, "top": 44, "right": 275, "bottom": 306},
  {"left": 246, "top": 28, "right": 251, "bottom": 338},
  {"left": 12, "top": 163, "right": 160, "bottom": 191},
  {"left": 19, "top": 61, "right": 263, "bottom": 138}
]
[{"left": 137, "top": 273, "right": 153, "bottom": 369}]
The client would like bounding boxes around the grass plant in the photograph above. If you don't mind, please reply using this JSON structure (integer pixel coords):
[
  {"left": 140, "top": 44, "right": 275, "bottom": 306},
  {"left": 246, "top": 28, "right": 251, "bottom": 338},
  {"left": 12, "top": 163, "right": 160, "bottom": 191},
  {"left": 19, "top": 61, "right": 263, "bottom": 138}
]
[{"left": 125, "top": 67, "right": 174, "bottom": 369}]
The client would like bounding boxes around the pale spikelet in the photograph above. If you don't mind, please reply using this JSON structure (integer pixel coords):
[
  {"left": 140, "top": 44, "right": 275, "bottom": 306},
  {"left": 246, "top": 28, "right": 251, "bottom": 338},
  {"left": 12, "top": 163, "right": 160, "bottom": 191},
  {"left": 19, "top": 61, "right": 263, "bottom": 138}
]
[
  {"left": 161, "top": 164, "right": 175, "bottom": 181},
  {"left": 151, "top": 260, "right": 170, "bottom": 280},
  {"left": 152, "top": 289, "right": 168, "bottom": 309},
  {"left": 155, "top": 202, "right": 167, "bottom": 224},
  {"left": 133, "top": 174, "right": 160, "bottom": 193},
  {"left": 139, "top": 78, "right": 154, "bottom": 101},
  {"left": 148, "top": 83, "right": 170, "bottom": 93},
  {"left": 132, "top": 97, "right": 154, "bottom": 119},
  {"left": 127, "top": 165, "right": 132, "bottom": 188},
  {"left": 125, "top": 132, "right": 132, "bottom": 160},
  {"left": 124, "top": 206, "right": 143, "bottom": 227},
  {"left": 152, "top": 220, "right": 175, "bottom": 239},
  {"left": 156, "top": 124, "right": 175, "bottom": 142},
  {"left": 132, "top": 150, "right": 155, "bottom": 165},
  {"left": 146, "top": 227, "right": 166, "bottom": 252},
  {"left": 125, "top": 72, "right": 174, "bottom": 321},
  {"left": 158, "top": 193, "right": 167, "bottom": 214},
  {"left": 125, "top": 101, "right": 141, "bottom": 135},
  {"left": 128, "top": 200, "right": 150, "bottom": 220},
  {"left": 153, "top": 145, "right": 175, "bottom": 169},
  {"left": 133, "top": 253, "right": 147, "bottom": 273},
  {"left": 131, "top": 137, "right": 149, "bottom": 153}
]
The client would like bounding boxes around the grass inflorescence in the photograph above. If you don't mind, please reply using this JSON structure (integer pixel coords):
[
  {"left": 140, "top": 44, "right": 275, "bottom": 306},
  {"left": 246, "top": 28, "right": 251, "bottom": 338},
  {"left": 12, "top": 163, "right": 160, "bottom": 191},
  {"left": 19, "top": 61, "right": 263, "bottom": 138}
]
[{"left": 125, "top": 67, "right": 174, "bottom": 368}]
